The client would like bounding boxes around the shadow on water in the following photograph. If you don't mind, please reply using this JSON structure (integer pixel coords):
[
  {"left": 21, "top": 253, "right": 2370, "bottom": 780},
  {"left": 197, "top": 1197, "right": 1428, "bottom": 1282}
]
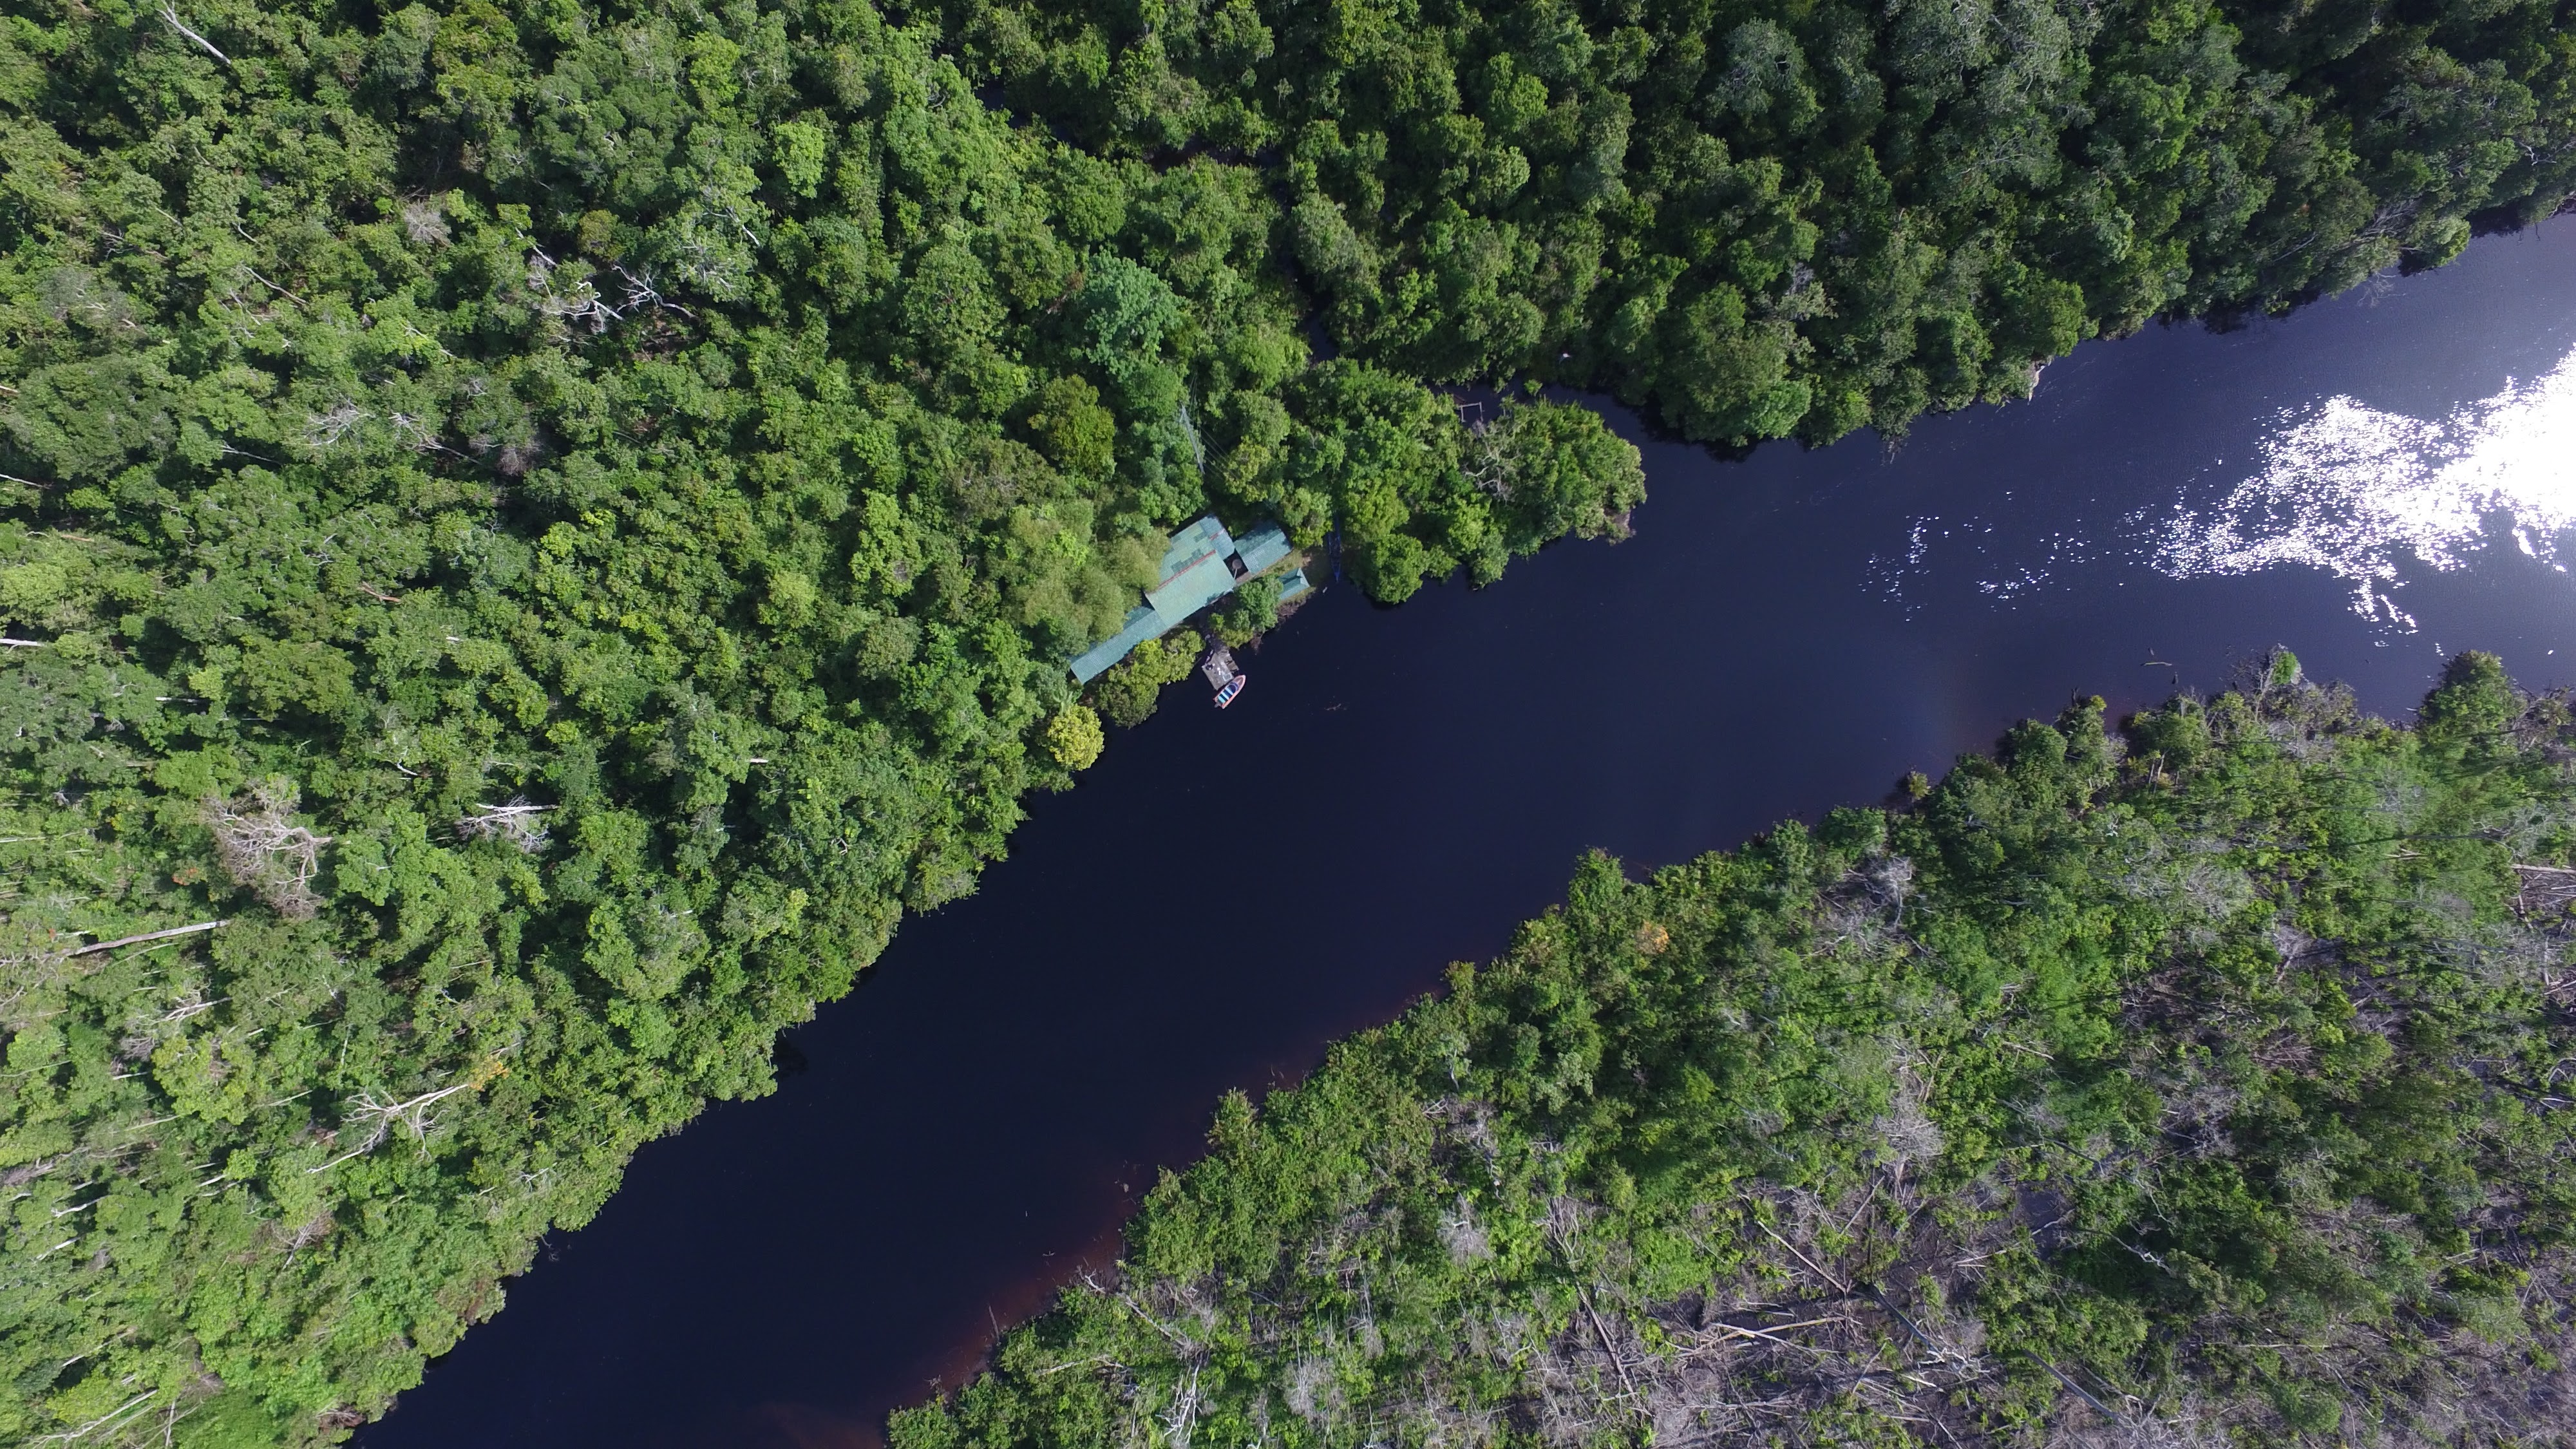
[{"left": 359, "top": 219, "right": 2576, "bottom": 1449}]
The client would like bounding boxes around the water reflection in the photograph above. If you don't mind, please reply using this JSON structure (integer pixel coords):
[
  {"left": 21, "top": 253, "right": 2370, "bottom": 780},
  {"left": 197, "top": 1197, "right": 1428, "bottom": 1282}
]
[{"left": 2160, "top": 345, "right": 2576, "bottom": 625}]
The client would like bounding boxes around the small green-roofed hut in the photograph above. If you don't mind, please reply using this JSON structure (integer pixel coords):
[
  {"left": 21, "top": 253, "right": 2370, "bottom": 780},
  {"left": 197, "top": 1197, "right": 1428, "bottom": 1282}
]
[{"left": 1234, "top": 522, "right": 1292, "bottom": 576}]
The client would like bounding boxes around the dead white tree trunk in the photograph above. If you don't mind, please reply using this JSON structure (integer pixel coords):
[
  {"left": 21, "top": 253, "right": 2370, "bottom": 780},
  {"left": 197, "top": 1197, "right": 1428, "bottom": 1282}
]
[
  {"left": 156, "top": 6, "right": 229, "bottom": 64},
  {"left": 68, "top": 920, "right": 229, "bottom": 957},
  {"left": 31, "top": 1388, "right": 156, "bottom": 1444}
]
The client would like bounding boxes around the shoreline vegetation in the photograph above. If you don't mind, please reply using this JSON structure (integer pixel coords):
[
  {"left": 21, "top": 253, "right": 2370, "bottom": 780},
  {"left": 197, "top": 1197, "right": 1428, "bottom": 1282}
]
[
  {"left": 895, "top": 652, "right": 2576, "bottom": 1449},
  {"left": 0, "top": 0, "right": 2570, "bottom": 1443}
]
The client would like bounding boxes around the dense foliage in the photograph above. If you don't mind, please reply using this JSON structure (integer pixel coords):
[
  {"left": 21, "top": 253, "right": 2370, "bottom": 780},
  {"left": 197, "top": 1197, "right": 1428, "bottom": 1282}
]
[
  {"left": 1, "top": 0, "right": 2567, "bottom": 1443},
  {"left": 950, "top": 0, "right": 2576, "bottom": 444},
  {"left": 895, "top": 653, "right": 2576, "bottom": 1448},
  {"left": 0, "top": 3, "right": 1645, "bottom": 1444}
]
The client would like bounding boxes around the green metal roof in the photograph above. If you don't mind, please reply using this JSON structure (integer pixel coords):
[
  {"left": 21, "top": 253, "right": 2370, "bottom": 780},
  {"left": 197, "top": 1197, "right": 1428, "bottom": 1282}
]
[
  {"left": 1069, "top": 603, "right": 1169, "bottom": 683},
  {"left": 1150, "top": 550, "right": 1237, "bottom": 629},
  {"left": 1159, "top": 516, "right": 1235, "bottom": 580},
  {"left": 1234, "top": 523, "right": 1292, "bottom": 576}
]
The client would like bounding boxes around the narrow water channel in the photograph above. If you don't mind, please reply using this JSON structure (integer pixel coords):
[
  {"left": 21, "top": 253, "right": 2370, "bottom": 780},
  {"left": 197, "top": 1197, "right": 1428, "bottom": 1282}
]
[{"left": 358, "top": 219, "right": 2576, "bottom": 1449}]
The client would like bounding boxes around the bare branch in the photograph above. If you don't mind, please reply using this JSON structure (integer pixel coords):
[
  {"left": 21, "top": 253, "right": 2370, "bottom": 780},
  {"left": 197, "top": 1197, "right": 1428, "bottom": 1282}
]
[
  {"left": 305, "top": 1079, "right": 481, "bottom": 1173},
  {"left": 455, "top": 799, "right": 551, "bottom": 853},
  {"left": 204, "top": 780, "right": 330, "bottom": 918}
]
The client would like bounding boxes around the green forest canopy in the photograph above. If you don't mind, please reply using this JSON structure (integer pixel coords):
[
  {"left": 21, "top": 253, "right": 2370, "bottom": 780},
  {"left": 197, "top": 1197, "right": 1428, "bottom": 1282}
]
[
  {"left": 0, "top": 0, "right": 2570, "bottom": 1443},
  {"left": 898, "top": 654, "right": 2576, "bottom": 1449}
]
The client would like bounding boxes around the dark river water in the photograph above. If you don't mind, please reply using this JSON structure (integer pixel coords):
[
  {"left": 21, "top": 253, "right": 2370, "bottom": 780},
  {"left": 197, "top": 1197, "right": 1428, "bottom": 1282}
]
[{"left": 360, "top": 219, "right": 2576, "bottom": 1449}]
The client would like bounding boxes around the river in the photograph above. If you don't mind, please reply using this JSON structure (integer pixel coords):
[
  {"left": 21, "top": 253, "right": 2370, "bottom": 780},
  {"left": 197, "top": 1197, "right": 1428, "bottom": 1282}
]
[{"left": 357, "top": 218, "right": 2576, "bottom": 1449}]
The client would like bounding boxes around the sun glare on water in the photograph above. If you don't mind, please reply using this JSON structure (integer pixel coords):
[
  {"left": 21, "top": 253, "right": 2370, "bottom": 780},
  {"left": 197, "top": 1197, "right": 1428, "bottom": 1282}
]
[{"left": 2157, "top": 350, "right": 2576, "bottom": 627}]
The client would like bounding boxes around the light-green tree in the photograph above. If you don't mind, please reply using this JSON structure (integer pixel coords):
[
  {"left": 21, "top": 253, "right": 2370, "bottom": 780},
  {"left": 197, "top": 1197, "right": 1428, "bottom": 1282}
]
[{"left": 1045, "top": 703, "right": 1106, "bottom": 769}]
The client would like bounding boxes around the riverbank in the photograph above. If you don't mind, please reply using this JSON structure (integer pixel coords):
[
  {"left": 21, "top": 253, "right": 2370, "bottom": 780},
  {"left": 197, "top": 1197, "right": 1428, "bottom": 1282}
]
[{"left": 891, "top": 654, "right": 2576, "bottom": 1447}]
